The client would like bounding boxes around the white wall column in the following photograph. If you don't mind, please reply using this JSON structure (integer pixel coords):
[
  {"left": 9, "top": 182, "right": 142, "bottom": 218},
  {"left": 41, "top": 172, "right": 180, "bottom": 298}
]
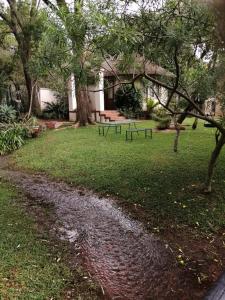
[
  {"left": 68, "top": 74, "right": 77, "bottom": 121},
  {"left": 98, "top": 69, "right": 105, "bottom": 111},
  {"left": 88, "top": 69, "right": 105, "bottom": 112}
]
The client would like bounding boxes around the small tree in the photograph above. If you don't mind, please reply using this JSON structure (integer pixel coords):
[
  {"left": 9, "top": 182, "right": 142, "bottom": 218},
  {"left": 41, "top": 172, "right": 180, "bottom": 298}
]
[
  {"left": 0, "top": 1, "right": 47, "bottom": 114},
  {"left": 101, "top": 0, "right": 225, "bottom": 192}
]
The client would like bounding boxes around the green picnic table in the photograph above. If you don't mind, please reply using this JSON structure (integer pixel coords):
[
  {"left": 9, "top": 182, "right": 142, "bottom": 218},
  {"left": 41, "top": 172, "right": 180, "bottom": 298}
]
[
  {"left": 97, "top": 120, "right": 139, "bottom": 137},
  {"left": 98, "top": 119, "right": 153, "bottom": 141}
]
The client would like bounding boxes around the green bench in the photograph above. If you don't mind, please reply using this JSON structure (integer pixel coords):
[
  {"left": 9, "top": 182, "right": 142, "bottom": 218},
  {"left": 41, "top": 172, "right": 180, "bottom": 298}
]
[
  {"left": 126, "top": 128, "right": 153, "bottom": 141},
  {"left": 98, "top": 123, "right": 122, "bottom": 136}
]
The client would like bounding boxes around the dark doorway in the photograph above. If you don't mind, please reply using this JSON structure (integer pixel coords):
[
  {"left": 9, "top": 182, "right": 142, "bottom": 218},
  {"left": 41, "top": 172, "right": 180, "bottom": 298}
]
[{"left": 104, "top": 77, "right": 116, "bottom": 110}]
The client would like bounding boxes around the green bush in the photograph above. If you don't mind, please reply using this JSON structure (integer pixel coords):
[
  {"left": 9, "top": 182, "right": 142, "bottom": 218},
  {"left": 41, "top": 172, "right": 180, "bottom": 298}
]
[
  {"left": 146, "top": 98, "right": 158, "bottom": 118},
  {"left": 115, "top": 85, "right": 142, "bottom": 115},
  {"left": 0, "top": 123, "right": 29, "bottom": 155},
  {"left": 0, "top": 104, "right": 17, "bottom": 123},
  {"left": 42, "top": 98, "right": 68, "bottom": 120},
  {"left": 151, "top": 107, "right": 171, "bottom": 130},
  {"left": 156, "top": 118, "right": 171, "bottom": 130}
]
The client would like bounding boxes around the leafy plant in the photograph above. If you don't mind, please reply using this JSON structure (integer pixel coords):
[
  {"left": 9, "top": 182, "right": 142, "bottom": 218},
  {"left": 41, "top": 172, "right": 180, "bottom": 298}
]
[
  {"left": 115, "top": 85, "right": 143, "bottom": 114},
  {"left": 0, "top": 104, "right": 17, "bottom": 123},
  {"left": 156, "top": 117, "right": 171, "bottom": 130},
  {"left": 151, "top": 107, "right": 171, "bottom": 130},
  {"left": 42, "top": 98, "right": 68, "bottom": 120},
  {"left": 0, "top": 123, "right": 28, "bottom": 155},
  {"left": 146, "top": 98, "right": 158, "bottom": 118}
]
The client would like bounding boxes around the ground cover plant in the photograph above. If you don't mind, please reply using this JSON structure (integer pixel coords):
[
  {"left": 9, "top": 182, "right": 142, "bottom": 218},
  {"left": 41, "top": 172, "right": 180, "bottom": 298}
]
[
  {"left": 0, "top": 181, "right": 100, "bottom": 299},
  {"left": 0, "top": 181, "right": 70, "bottom": 299}
]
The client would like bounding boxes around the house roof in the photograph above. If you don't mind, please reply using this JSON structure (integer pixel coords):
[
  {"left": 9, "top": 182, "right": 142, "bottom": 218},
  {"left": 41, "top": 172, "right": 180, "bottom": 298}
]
[{"left": 101, "top": 55, "right": 174, "bottom": 78}]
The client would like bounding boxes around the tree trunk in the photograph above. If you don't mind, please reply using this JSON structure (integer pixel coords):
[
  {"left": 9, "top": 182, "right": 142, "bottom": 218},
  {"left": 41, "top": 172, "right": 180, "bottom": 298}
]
[
  {"left": 205, "top": 134, "right": 225, "bottom": 193},
  {"left": 174, "top": 124, "right": 181, "bottom": 152},
  {"left": 192, "top": 117, "right": 198, "bottom": 130},
  {"left": 75, "top": 84, "right": 93, "bottom": 126},
  {"left": 21, "top": 52, "right": 40, "bottom": 115}
]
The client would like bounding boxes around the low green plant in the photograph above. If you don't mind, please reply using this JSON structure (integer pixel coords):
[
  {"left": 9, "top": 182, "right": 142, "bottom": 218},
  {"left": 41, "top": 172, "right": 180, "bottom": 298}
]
[
  {"left": 152, "top": 106, "right": 171, "bottom": 129},
  {"left": 0, "top": 104, "right": 17, "bottom": 123},
  {"left": 146, "top": 98, "right": 157, "bottom": 111},
  {"left": 156, "top": 117, "right": 171, "bottom": 130},
  {"left": 154, "top": 107, "right": 169, "bottom": 118},
  {"left": 42, "top": 98, "right": 68, "bottom": 120},
  {"left": 146, "top": 98, "right": 158, "bottom": 118},
  {"left": 0, "top": 123, "right": 28, "bottom": 155}
]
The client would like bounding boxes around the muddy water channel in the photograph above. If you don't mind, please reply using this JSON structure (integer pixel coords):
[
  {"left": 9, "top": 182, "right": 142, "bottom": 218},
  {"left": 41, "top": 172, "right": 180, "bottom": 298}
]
[{"left": 1, "top": 167, "right": 181, "bottom": 299}]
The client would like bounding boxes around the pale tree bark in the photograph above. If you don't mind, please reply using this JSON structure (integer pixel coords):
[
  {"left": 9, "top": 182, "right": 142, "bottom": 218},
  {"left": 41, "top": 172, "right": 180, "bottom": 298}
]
[
  {"left": 27, "top": 80, "right": 38, "bottom": 119},
  {"left": 205, "top": 133, "right": 225, "bottom": 193}
]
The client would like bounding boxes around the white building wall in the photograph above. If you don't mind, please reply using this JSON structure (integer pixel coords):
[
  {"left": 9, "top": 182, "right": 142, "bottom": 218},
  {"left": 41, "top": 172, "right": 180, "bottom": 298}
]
[
  {"left": 39, "top": 88, "right": 58, "bottom": 110},
  {"left": 68, "top": 74, "right": 77, "bottom": 121},
  {"left": 88, "top": 70, "right": 104, "bottom": 111},
  {"left": 68, "top": 74, "right": 77, "bottom": 111},
  {"left": 142, "top": 86, "right": 168, "bottom": 111}
]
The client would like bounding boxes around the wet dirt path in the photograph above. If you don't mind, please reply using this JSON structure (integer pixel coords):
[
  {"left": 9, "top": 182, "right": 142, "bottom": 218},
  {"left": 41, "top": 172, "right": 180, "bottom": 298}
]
[{"left": 0, "top": 161, "right": 182, "bottom": 300}]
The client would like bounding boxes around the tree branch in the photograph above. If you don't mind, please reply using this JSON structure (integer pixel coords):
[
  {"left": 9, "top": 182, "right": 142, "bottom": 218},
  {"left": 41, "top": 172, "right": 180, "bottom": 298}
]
[{"left": 166, "top": 45, "right": 180, "bottom": 108}]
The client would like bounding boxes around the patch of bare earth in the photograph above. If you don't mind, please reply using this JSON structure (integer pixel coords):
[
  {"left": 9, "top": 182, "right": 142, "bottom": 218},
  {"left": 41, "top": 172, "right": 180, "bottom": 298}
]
[{"left": 118, "top": 195, "right": 225, "bottom": 299}]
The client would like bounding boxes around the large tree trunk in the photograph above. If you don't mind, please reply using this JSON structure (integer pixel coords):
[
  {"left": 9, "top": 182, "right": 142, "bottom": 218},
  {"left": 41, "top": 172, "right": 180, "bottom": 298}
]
[
  {"left": 75, "top": 84, "right": 93, "bottom": 126},
  {"left": 205, "top": 133, "right": 225, "bottom": 193}
]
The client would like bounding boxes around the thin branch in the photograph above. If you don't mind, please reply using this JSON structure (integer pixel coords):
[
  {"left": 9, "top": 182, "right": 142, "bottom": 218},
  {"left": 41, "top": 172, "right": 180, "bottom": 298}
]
[
  {"left": 166, "top": 45, "right": 179, "bottom": 108},
  {"left": 144, "top": 73, "right": 205, "bottom": 116},
  {"left": 87, "top": 74, "right": 143, "bottom": 93}
]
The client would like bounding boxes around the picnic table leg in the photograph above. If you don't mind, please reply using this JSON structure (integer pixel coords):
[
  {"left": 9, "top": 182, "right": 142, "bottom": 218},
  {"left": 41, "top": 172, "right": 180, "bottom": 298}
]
[
  {"left": 105, "top": 126, "right": 110, "bottom": 137},
  {"left": 133, "top": 122, "right": 139, "bottom": 135},
  {"left": 126, "top": 130, "right": 133, "bottom": 141},
  {"left": 99, "top": 126, "right": 104, "bottom": 136},
  {"left": 115, "top": 125, "right": 121, "bottom": 134}
]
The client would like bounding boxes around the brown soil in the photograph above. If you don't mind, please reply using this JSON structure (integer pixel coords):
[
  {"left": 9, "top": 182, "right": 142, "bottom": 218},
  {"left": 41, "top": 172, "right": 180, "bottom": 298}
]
[{"left": 117, "top": 200, "right": 225, "bottom": 300}]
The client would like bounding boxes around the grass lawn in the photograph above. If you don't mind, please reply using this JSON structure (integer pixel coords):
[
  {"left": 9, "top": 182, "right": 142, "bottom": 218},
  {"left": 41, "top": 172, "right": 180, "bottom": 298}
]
[
  {"left": 13, "top": 119, "right": 225, "bottom": 232},
  {"left": 0, "top": 181, "right": 99, "bottom": 299}
]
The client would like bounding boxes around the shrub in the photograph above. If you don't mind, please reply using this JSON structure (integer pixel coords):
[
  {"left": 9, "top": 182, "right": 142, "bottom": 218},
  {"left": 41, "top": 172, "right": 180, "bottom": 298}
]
[
  {"left": 146, "top": 98, "right": 158, "bottom": 118},
  {"left": 154, "top": 107, "right": 169, "bottom": 118},
  {"left": 115, "top": 85, "right": 143, "bottom": 114},
  {"left": 156, "top": 117, "right": 171, "bottom": 130},
  {"left": 42, "top": 98, "right": 68, "bottom": 120},
  {"left": 151, "top": 107, "right": 171, "bottom": 130},
  {"left": 0, "top": 104, "right": 17, "bottom": 123},
  {"left": 0, "top": 123, "right": 28, "bottom": 155}
]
